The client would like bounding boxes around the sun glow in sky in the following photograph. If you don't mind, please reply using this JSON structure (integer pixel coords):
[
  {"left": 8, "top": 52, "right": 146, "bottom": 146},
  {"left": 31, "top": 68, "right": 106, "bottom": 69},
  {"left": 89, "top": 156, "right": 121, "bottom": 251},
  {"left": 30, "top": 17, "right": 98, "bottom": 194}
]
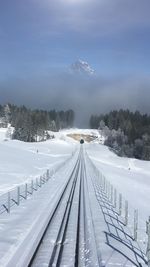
[
  {"left": 60, "top": 0, "right": 91, "bottom": 7},
  {"left": 63, "top": 0, "right": 87, "bottom": 3}
]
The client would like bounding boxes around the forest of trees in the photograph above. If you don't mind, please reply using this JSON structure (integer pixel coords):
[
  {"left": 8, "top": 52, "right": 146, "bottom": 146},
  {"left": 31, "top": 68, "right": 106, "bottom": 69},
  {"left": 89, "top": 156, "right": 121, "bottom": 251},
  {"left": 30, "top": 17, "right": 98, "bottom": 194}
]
[
  {"left": 0, "top": 104, "right": 75, "bottom": 142},
  {"left": 90, "top": 110, "right": 150, "bottom": 160}
]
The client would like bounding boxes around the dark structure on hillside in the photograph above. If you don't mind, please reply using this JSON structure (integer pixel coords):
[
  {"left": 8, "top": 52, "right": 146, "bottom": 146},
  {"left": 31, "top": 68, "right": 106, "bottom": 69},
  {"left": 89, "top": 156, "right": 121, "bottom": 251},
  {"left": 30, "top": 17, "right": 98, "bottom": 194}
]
[{"left": 80, "top": 139, "right": 84, "bottom": 144}]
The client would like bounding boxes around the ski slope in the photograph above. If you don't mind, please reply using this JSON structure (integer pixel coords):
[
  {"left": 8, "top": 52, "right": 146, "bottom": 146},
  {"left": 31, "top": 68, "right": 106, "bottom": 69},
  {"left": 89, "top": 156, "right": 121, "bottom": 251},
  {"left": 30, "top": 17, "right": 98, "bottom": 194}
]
[{"left": 0, "top": 128, "right": 149, "bottom": 266}]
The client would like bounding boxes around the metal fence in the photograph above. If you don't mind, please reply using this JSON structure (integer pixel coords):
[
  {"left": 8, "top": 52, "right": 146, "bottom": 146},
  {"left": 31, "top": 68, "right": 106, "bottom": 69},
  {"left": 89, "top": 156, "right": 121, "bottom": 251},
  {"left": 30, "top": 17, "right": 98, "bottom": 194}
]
[
  {"left": 0, "top": 170, "right": 50, "bottom": 215},
  {"left": 0, "top": 150, "right": 76, "bottom": 215},
  {"left": 86, "top": 153, "right": 150, "bottom": 266}
]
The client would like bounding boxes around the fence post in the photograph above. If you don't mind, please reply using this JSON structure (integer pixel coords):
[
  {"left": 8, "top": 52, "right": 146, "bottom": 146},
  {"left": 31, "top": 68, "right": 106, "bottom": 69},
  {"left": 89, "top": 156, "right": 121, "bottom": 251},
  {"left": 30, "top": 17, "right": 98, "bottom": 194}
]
[
  {"left": 25, "top": 183, "right": 27, "bottom": 199},
  {"left": 17, "top": 186, "right": 20, "bottom": 205},
  {"left": 39, "top": 176, "right": 42, "bottom": 187},
  {"left": 114, "top": 188, "right": 117, "bottom": 208},
  {"left": 105, "top": 180, "right": 108, "bottom": 196},
  {"left": 8, "top": 192, "right": 10, "bottom": 213},
  {"left": 31, "top": 180, "right": 33, "bottom": 194},
  {"left": 103, "top": 176, "right": 106, "bottom": 192},
  {"left": 46, "top": 169, "right": 50, "bottom": 180},
  {"left": 110, "top": 185, "right": 113, "bottom": 204},
  {"left": 36, "top": 178, "right": 38, "bottom": 190},
  {"left": 40, "top": 176, "right": 42, "bottom": 186},
  {"left": 108, "top": 182, "right": 111, "bottom": 200},
  {"left": 119, "top": 193, "right": 122, "bottom": 216},
  {"left": 146, "top": 217, "right": 150, "bottom": 267},
  {"left": 134, "top": 209, "right": 138, "bottom": 241},
  {"left": 125, "top": 200, "right": 128, "bottom": 225},
  {"left": 146, "top": 217, "right": 150, "bottom": 234}
]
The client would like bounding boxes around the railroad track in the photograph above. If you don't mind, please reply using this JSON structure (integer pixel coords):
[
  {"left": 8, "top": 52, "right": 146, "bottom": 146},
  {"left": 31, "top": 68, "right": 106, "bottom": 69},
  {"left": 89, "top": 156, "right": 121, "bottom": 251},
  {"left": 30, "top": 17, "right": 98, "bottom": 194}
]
[
  {"left": 1, "top": 146, "right": 148, "bottom": 267},
  {"left": 27, "top": 146, "right": 101, "bottom": 267},
  {"left": 28, "top": 147, "right": 82, "bottom": 267}
]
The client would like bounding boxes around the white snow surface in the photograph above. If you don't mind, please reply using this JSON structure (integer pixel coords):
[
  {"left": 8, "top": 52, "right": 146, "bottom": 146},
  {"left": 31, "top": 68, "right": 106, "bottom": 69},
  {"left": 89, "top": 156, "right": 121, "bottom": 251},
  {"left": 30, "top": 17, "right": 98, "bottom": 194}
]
[
  {"left": 86, "top": 143, "right": 150, "bottom": 254},
  {"left": 86, "top": 143, "right": 150, "bottom": 222},
  {"left": 0, "top": 127, "right": 149, "bottom": 266},
  {"left": 0, "top": 128, "right": 75, "bottom": 194}
]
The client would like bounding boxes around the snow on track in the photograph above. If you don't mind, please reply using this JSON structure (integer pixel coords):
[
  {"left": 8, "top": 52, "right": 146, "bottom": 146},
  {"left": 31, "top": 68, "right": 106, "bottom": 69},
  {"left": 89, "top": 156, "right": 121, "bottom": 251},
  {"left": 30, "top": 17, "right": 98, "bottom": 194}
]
[
  {"left": 29, "top": 149, "right": 82, "bottom": 267},
  {"left": 29, "top": 146, "right": 101, "bottom": 267}
]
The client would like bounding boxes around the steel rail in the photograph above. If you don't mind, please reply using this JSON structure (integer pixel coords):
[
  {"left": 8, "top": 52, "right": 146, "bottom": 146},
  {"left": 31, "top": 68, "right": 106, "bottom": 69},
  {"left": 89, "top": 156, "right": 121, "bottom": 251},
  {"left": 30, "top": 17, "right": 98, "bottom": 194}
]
[{"left": 28, "top": 148, "right": 82, "bottom": 267}]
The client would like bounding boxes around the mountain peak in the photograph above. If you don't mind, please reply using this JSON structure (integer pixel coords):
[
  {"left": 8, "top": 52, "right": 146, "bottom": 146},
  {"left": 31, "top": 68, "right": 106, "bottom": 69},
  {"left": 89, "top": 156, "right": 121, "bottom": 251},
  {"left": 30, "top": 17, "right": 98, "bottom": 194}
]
[{"left": 70, "top": 59, "right": 95, "bottom": 75}]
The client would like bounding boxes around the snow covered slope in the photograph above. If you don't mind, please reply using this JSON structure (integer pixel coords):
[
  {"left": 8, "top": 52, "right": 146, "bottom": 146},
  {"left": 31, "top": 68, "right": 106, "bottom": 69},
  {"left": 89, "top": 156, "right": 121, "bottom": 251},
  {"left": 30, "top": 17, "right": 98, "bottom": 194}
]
[
  {"left": 86, "top": 142, "right": 150, "bottom": 220},
  {"left": 86, "top": 142, "right": 150, "bottom": 251},
  {"left": 0, "top": 128, "right": 76, "bottom": 194},
  {"left": 0, "top": 128, "right": 149, "bottom": 266},
  {"left": 0, "top": 127, "right": 149, "bottom": 221}
]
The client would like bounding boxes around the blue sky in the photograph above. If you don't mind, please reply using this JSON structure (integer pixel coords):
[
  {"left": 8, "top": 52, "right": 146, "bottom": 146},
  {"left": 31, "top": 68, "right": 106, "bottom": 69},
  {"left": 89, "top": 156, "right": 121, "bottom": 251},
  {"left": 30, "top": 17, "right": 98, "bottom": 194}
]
[
  {"left": 0, "top": 0, "right": 150, "bottom": 76},
  {"left": 0, "top": 0, "right": 150, "bottom": 125}
]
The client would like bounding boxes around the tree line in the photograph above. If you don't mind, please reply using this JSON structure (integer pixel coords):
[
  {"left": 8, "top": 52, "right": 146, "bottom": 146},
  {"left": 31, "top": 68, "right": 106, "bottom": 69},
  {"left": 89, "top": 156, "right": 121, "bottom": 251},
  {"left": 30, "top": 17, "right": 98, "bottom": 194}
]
[
  {"left": 90, "top": 110, "right": 150, "bottom": 160},
  {"left": 0, "top": 104, "right": 75, "bottom": 142}
]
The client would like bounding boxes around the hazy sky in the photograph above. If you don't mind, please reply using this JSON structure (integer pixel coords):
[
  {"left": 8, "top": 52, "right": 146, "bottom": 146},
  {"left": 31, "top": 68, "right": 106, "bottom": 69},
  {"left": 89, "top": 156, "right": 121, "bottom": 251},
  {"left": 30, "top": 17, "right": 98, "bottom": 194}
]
[{"left": 0, "top": 0, "right": 150, "bottom": 126}]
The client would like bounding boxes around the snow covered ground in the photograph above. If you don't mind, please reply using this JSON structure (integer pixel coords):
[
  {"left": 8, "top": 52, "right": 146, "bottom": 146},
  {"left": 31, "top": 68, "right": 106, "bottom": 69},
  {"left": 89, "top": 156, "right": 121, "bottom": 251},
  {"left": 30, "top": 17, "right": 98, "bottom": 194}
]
[
  {"left": 0, "top": 128, "right": 76, "bottom": 194},
  {"left": 86, "top": 142, "right": 150, "bottom": 253},
  {"left": 0, "top": 127, "right": 149, "bottom": 266},
  {"left": 86, "top": 142, "right": 150, "bottom": 223}
]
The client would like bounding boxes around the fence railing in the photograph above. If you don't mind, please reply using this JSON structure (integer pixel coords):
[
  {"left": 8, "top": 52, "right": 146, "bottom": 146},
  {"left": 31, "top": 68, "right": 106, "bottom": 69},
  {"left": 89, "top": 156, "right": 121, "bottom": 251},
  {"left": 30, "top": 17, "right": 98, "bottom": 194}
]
[
  {"left": 0, "top": 149, "right": 77, "bottom": 215},
  {"left": 86, "top": 152, "right": 150, "bottom": 265},
  {"left": 0, "top": 170, "right": 50, "bottom": 215}
]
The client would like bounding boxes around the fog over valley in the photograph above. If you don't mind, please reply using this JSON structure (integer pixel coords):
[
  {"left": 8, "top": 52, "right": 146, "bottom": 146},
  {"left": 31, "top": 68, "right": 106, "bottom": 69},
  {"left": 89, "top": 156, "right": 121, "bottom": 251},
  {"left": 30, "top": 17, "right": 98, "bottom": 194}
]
[{"left": 0, "top": 71, "right": 150, "bottom": 126}]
